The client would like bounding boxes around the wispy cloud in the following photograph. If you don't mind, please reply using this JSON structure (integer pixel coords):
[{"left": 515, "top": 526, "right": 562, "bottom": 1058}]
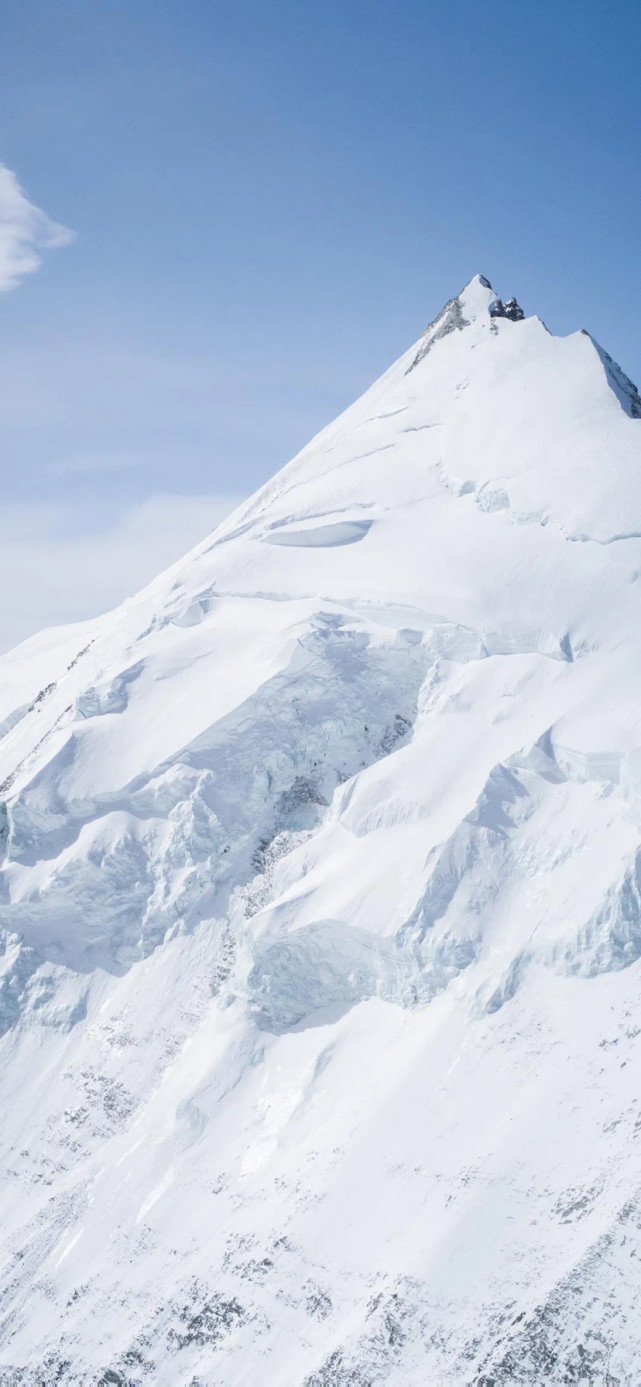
[
  {"left": 0, "top": 492, "right": 243, "bottom": 654},
  {"left": 0, "top": 163, "right": 74, "bottom": 291},
  {"left": 48, "top": 451, "right": 146, "bottom": 477}
]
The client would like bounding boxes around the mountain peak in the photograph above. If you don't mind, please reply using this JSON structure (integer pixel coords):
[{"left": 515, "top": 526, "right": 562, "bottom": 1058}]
[
  {"left": 1, "top": 276, "right": 641, "bottom": 1381},
  {"left": 457, "top": 273, "right": 525, "bottom": 324},
  {"left": 410, "top": 275, "right": 526, "bottom": 372}
]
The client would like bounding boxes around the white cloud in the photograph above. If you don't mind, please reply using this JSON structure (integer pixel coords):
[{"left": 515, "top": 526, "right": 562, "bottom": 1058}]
[
  {"left": 0, "top": 492, "right": 243, "bottom": 654},
  {"left": 0, "top": 163, "right": 74, "bottom": 291}
]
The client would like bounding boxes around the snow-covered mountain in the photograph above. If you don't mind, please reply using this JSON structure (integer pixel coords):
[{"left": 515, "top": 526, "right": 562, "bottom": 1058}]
[{"left": 2, "top": 274, "right": 641, "bottom": 1384}]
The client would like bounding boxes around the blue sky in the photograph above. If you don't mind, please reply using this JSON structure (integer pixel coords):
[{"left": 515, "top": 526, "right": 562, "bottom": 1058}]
[{"left": 1, "top": 0, "right": 640, "bottom": 648}]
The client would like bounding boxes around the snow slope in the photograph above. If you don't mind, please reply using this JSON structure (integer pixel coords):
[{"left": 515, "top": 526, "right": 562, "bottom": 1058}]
[{"left": 1, "top": 275, "right": 641, "bottom": 1383}]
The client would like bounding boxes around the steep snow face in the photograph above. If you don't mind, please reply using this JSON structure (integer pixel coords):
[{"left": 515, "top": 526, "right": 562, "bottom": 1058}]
[{"left": 2, "top": 276, "right": 641, "bottom": 1383}]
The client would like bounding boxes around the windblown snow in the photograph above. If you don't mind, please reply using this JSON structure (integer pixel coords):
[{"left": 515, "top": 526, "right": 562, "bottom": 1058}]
[{"left": 1, "top": 275, "right": 641, "bottom": 1384}]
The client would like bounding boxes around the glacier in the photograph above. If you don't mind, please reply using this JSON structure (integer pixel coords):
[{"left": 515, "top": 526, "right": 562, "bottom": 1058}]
[{"left": 1, "top": 275, "right": 641, "bottom": 1381}]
